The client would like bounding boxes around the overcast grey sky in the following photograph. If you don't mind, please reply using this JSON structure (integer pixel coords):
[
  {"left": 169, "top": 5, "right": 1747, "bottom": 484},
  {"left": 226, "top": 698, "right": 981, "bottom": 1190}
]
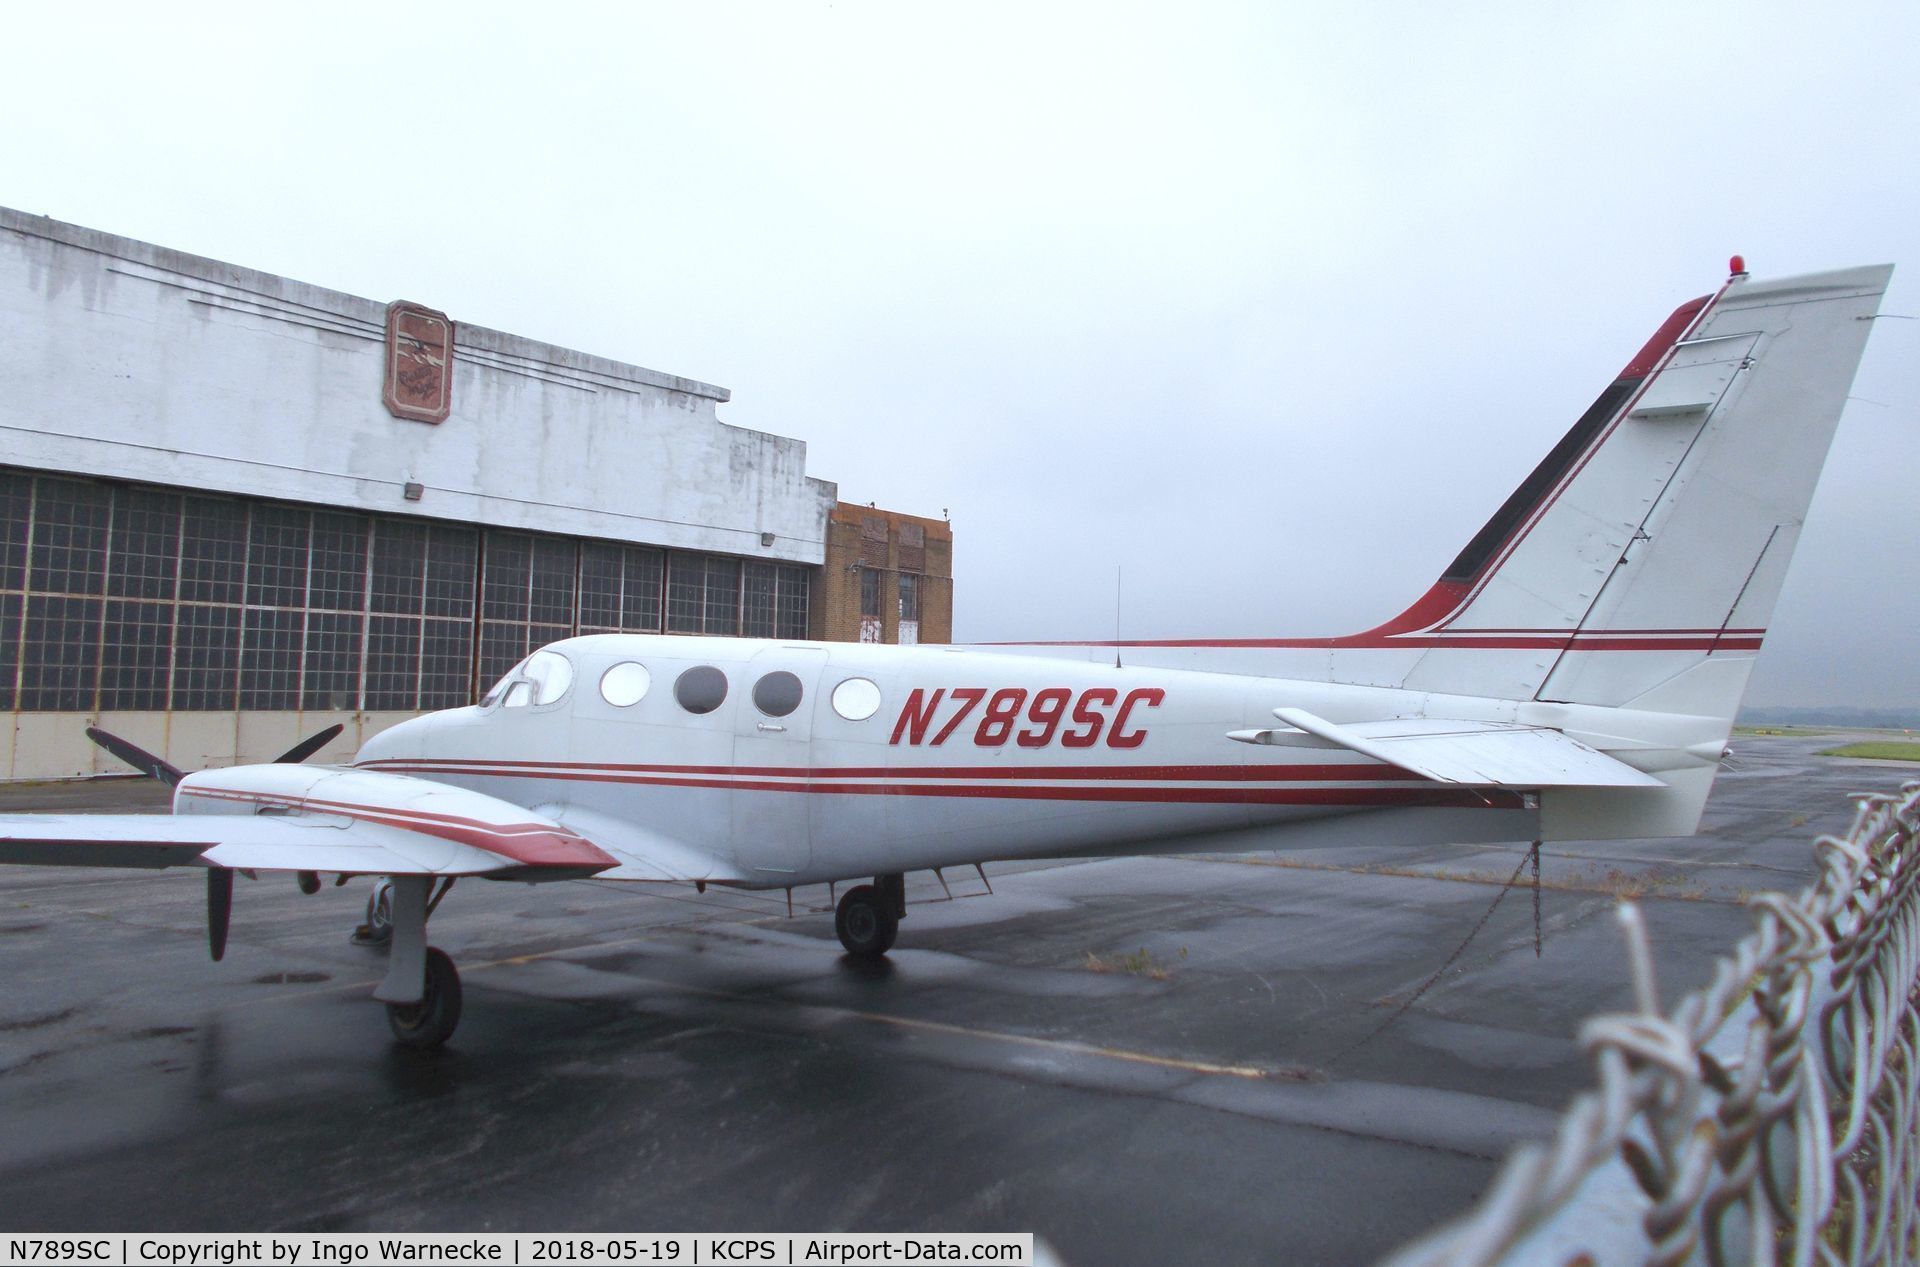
[{"left": 4, "top": 1, "right": 1915, "bottom": 708}]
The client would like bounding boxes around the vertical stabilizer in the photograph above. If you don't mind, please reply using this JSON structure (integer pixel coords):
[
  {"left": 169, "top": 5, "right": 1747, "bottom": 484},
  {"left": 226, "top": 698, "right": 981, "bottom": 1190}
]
[{"left": 1391, "top": 262, "right": 1891, "bottom": 721}]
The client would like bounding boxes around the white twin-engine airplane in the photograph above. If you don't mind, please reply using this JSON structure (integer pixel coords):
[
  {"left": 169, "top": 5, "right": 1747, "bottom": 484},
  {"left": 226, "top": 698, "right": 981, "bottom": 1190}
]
[{"left": 0, "top": 260, "right": 1893, "bottom": 1047}]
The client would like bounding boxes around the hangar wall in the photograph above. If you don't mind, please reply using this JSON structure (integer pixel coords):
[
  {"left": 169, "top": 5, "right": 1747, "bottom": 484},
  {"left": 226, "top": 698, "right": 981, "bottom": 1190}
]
[
  {"left": 0, "top": 209, "right": 831, "bottom": 561},
  {"left": 0, "top": 208, "right": 900, "bottom": 781}
]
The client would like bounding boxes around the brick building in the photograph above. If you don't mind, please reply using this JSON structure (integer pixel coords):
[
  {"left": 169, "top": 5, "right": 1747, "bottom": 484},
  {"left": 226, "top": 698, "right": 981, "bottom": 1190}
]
[{"left": 812, "top": 504, "right": 954, "bottom": 645}]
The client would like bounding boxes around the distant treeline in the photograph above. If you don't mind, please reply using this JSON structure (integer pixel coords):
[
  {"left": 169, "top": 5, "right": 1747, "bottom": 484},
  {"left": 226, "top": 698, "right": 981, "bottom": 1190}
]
[{"left": 1740, "top": 706, "right": 1920, "bottom": 730}]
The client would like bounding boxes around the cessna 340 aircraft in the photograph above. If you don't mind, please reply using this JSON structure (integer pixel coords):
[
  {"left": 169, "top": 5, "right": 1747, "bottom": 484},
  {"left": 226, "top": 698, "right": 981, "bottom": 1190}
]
[{"left": 0, "top": 259, "right": 1893, "bottom": 1047}]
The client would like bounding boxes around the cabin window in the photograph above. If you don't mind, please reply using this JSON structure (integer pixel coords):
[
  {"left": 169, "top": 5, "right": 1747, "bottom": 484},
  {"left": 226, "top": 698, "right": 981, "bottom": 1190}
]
[
  {"left": 752, "top": 670, "right": 803, "bottom": 717},
  {"left": 830, "top": 676, "right": 882, "bottom": 721},
  {"left": 674, "top": 665, "right": 728, "bottom": 714},
  {"left": 599, "top": 661, "right": 651, "bottom": 707}
]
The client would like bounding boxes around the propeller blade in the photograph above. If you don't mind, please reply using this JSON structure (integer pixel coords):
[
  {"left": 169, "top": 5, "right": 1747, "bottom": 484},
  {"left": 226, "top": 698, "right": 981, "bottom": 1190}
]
[
  {"left": 84, "top": 726, "right": 185, "bottom": 787},
  {"left": 207, "top": 867, "right": 233, "bottom": 962},
  {"left": 274, "top": 723, "right": 345, "bottom": 766}
]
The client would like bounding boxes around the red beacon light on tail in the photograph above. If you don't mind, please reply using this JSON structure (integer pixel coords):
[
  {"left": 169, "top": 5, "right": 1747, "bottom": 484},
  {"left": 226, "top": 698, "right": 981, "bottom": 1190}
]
[{"left": 1729, "top": 254, "right": 1748, "bottom": 278}]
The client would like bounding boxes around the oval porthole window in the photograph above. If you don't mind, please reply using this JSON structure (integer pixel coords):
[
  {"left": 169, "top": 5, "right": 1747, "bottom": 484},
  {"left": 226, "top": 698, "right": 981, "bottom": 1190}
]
[
  {"left": 830, "top": 677, "right": 882, "bottom": 721},
  {"left": 600, "top": 662, "right": 651, "bottom": 707},
  {"left": 674, "top": 665, "right": 729, "bottom": 715},
  {"left": 752, "top": 670, "right": 804, "bottom": 718}
]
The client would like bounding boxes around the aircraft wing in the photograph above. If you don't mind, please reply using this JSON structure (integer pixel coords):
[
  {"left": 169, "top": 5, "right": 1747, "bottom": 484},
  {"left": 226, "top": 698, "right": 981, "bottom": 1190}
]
[
  {"left": 0, "top": 811, "right": 517, "bottom": 874},
  {"left": 1228, "top": 708, "right": 1664, "bottom": 788},
  {"left": 539, "top": 803, "right": 751, "bottom": 884},
  {"left": 0, "top": 766, "right": 620, "bottom": 879}
]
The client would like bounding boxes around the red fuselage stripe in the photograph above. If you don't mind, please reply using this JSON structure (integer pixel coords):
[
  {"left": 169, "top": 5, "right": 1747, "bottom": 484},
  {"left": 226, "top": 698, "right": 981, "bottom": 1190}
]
[
  {"left": 349, "top": 762, "right": 1526, "bottom": 808},
  {"left": 356, "top": 759, "right": 1427, "bottom": 783}
]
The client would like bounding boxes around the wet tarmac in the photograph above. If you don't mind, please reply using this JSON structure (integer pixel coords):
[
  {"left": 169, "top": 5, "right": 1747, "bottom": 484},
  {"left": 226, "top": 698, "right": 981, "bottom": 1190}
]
[{"left": 0, "top": 737, "right": 1911, "bottom": 1264}]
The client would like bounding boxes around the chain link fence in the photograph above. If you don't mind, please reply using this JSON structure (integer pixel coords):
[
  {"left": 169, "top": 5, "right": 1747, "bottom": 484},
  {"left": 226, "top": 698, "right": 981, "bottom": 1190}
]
[{"left": 1385, "top": 781, "right": 1920, "bottom": 1267}]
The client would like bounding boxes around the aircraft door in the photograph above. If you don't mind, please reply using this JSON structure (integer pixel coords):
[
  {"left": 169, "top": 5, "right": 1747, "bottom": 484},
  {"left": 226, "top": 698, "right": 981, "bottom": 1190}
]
[{"left": 731, "top": 646, "right": 825, "bottom": 880}]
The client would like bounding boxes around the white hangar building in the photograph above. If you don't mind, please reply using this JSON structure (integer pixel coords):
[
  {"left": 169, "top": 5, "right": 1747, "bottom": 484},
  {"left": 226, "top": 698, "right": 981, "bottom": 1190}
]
[{"left": 0, "top": 208, "right": 840, "bottom": 780}]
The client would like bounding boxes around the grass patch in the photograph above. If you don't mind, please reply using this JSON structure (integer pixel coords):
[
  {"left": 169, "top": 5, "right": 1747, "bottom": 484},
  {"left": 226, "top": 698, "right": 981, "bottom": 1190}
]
[{"left": 1818, "top": 742, "right": 1920, "bottom": 762}]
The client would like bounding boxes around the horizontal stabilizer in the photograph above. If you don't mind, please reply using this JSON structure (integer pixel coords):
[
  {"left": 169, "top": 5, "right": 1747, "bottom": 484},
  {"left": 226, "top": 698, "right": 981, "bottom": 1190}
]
[{"left": 1227, "top": 708, "right": 1664, "bottom": 789}]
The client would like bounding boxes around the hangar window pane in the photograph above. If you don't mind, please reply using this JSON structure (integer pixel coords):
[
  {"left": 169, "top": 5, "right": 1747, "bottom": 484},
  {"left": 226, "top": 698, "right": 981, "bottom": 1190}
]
[
  {"left": 529, "top": 537, "right": 577, "bottom": 627},
  {"left": 29, "top": 479, "right": 111, "bottom": 598},
  {"left": 179, "top": 498, "right": 248, "bottom": 605},
  {"left": 666, "top": 556, "right": 703, "bottom": 633},
  {"left": 0, "top": 592, "right": 18, "bottom": 711},
  {"left": 424, "top": 526, "right": 477, "bottom": 618},
  {"left": 240, "top": 608, "right": 303, "bottom": 710},
  {"left": 371, "top": 519, "right": 427, "bottom": 615},
  {"left": 0, "top": 470, "right": 30, "bottom": 592},
  {"left": 624, "top": 548, "right": 664, "bottom": 632},
  {"left": 99, "top": 600, "right": 174, "bottom": 711},
  {"left": 482, "top": 532, "right": 532, "bottom": 622},
  {"left": 366, "top": 614, "right": 422, "bottom": 710},
  {"left": 419, "top": 618, "right": 473, "bottom": 709},
  {"left": 173, "top": 605, "right": 239, "bottom": 710},
  {"left": 309, "top": 513, "right": 369, "bottom": 612},
  {"left": 303, "top": 610, "right": 363, "bottom": 711},
  {"left": 859, "top": 567, "right": 880, "bottom": 619},
  {"left": 530, "top": 623, "right": 571, "bottom": 655},
  {"left": 245, "top": 506, "right": 310, "bottom": 610},
  {"left": 703, "top": 557, "right": 741, "bottom": 635},
  {"left": 579, "top": 542, "right": 624, "bottom": 629},
  {"left": 478, "top": 620, "right": 529, "bottom": 690},
  {"left": 743, "top": 563, "right": 777, "bottom": 637},
  {"left": 776, "top": 566, "right": 810, "bottom": 640},
  {"left": 108, "top": 488, "right": 181, "bottom": 603},
  {"left": 19, "top": 594, "right": 103, "bottom": 711}
]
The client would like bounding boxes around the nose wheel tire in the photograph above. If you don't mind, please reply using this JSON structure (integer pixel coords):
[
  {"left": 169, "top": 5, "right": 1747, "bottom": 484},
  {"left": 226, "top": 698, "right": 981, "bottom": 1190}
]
[
  {"left": 386, "top": 946, "right": 462, "bottom": 1048},
  {"left": 835, "top": 884, "right": 899, "bottom": 958}
]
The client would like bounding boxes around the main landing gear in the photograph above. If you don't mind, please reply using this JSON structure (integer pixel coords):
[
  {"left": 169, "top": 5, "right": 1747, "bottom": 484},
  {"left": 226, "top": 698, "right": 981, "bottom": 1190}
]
[
  {"left": 364, "top": 874, "right": 464, "bottom": 1048},
  {"left": 836, "top": 874, "right": 906, "bottom": 958},
  {"left": 385, "top": 947, "right": 462, "bottom": 1048}
]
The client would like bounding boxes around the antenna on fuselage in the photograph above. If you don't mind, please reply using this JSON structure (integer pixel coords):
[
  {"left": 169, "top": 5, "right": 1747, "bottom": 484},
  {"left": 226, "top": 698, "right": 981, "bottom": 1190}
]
[{"left": 1114, "top": 565, "right": 1124, "bottom": 670}]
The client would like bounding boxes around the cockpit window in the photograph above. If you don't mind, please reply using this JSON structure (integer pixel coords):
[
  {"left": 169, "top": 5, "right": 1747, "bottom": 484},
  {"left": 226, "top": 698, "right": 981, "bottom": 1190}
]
[
  {"left": 481, "top": 672, "right": 515, "bottom": 707},
  {"left": 498, "top": 649, "right": 575, "bottom": 709}
]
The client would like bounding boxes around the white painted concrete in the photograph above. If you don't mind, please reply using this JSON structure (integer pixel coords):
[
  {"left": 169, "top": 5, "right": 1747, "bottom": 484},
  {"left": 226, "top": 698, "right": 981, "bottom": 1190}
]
[{"left": 0, "top": 208, "right": 836, "bottom": 563}]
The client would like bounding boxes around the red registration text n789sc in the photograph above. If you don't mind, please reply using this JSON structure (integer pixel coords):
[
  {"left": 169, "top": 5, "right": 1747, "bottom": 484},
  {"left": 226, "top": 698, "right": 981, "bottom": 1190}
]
[{"left": 889, "top": 687, "right": 1164, "bottom": 749}]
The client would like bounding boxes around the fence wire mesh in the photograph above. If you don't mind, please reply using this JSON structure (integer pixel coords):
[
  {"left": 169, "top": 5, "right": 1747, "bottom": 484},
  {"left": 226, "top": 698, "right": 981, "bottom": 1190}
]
[{"left": 1386, "top": 780, "right": 1920, "bottom": 1267}]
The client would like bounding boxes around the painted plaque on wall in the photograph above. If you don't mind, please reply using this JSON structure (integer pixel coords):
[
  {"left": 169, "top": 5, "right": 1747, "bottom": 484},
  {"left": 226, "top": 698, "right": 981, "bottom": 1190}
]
[{"left": 383, "top": 301, "right": 454, "bottom": 423}]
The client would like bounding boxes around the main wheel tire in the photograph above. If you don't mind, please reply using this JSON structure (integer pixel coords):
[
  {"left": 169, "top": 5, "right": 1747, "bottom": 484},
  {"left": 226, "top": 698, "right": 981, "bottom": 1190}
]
[
  {"left": 386, "top": 946, "right": 462, "bottom": 1048},
  {"left": 354, "top": 877, "right": 395, "bottom": 946},
  {"left": 835, "top": 884, "right": 899, "bottom": 958}
]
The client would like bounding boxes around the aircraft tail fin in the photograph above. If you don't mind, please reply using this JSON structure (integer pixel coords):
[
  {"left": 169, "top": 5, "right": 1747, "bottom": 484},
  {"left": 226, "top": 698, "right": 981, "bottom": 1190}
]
[{"left": 1383, "top": 261, "right": 1892, "bottom": 723}]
